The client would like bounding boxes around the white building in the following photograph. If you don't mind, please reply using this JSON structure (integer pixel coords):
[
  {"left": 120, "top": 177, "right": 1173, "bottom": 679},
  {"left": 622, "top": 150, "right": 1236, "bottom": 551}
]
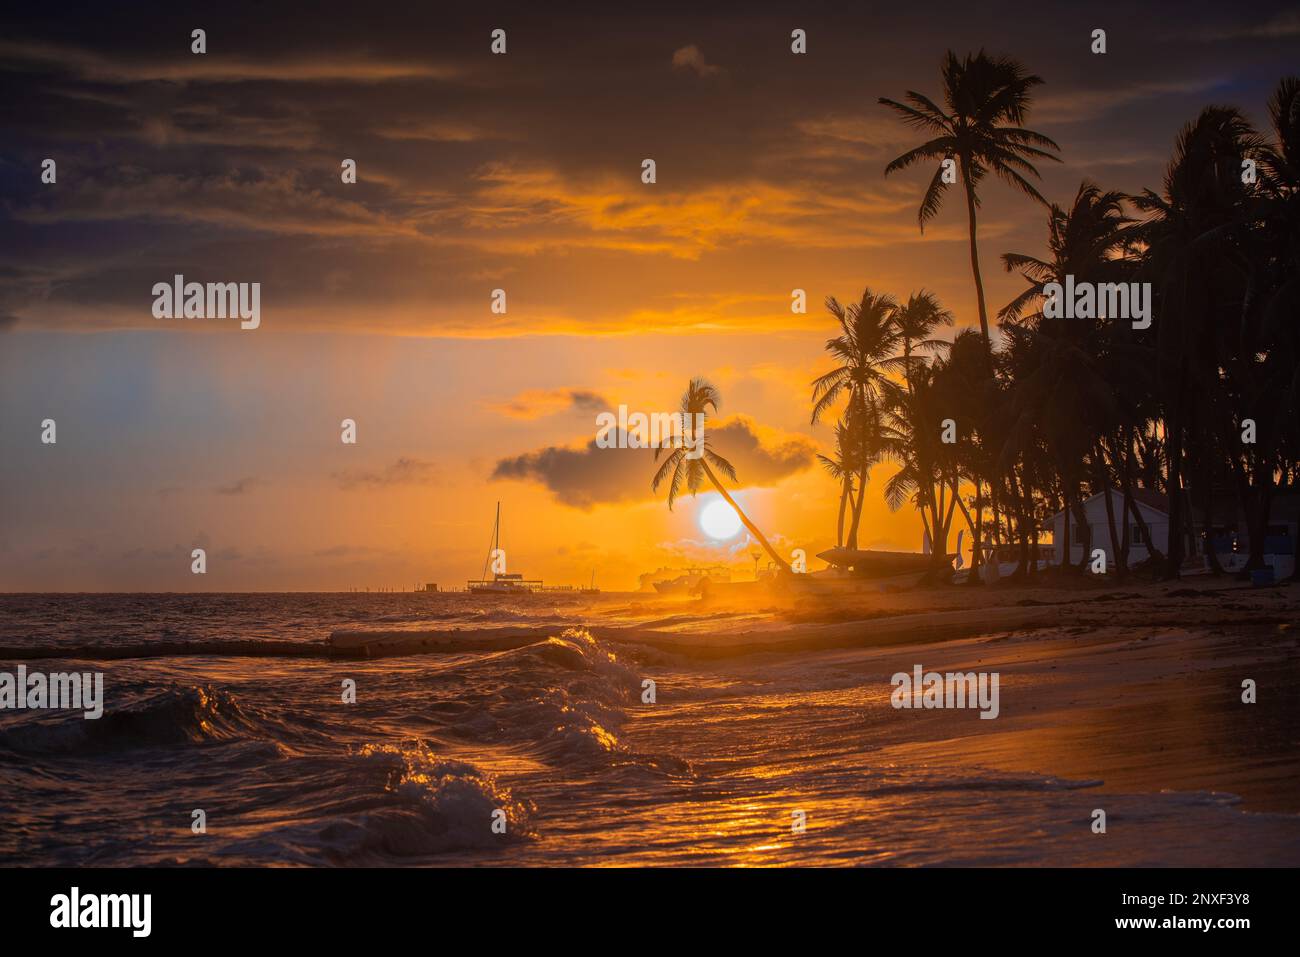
[
  {"left": 1045, "top": 488, "right": 1170, "bottom": 569},
  {"left": 1045, "top": 487, "right": 1297, "bottom": 577}
]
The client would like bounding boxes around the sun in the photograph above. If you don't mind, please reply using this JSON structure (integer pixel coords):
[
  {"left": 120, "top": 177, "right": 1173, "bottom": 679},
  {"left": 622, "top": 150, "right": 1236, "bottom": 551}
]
[{"left": 699, "top": 497, "right": 743, "bottom": 540}]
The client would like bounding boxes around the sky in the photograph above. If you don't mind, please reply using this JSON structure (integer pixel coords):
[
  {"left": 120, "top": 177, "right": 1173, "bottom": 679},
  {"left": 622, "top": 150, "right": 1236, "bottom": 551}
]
[{"left": 2, "top": 0, "right": 1297, "bottom": 591}]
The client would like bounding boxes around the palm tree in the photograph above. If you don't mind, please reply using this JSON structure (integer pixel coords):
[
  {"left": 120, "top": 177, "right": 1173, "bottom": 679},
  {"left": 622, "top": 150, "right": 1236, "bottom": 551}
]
[
  {"left": 1130, "top": 106, "right": 1265, "bottom": 576},
  {"left": 893, "top": 290, "right": 954, "bottom": 387},
  {"left": 841, "top": 393, "right": 890, "bottom": 549},
  {"left": 651, "top": 377, "right": 790, "bottom": 572},
  {"left": 818, "top": 416, "right": 867, "bottom": 548},
  {"left": 810, "top": 289, "right": 902, "bottom": 424},
  {"left": 881, "top": 364, "right": 952, "bottom": 568},
  {"left": 1258, "top": 77, "right": 1300, "bottom": 578},
  {"left": 999, "top": 181, "right": 1135, "bottom": 325},
  {"left": 999, "top": 180, "right": 1164, "bottom": 576},
  {"left": 932, "top": 329, "right": 999, "bottom": 580},
  {"left": 811, "top": 289, "right": 901, "bottom": 548},
  {"left": 880, "top": 50, "right": 1060, "bottom": 355}
]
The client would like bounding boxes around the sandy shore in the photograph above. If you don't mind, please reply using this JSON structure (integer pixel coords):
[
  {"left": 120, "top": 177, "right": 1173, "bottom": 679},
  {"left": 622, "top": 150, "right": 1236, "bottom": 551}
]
[{"left": 689, "top": 579, "right": 1300, "bottom": 814}]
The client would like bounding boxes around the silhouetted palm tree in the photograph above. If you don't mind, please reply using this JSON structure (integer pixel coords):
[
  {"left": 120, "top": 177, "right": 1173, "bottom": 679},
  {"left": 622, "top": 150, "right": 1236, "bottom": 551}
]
[
  {"left": 821, "top": 70, "right": 1298, "bottom": 587},
  {"left": 1131, "top": 106, "right": 1264, "bottom": 575},
  {"left": 810, "top": 289, "right": 902, "bottom": 424},
  {"left": 819, "top": 416, "right": 868, "bottom": 548},
  {"left": 1000, "top": 181, "right": 1146, "bottom": 574},
  {"left": 880, "top": 50, "right": 1060, "bottom": 354},
  {"left": 893, "top": 290, "right": 954, "bottom": 387},
  {"left": 651, "top": 377, "right": 790, "bottom": 571}
]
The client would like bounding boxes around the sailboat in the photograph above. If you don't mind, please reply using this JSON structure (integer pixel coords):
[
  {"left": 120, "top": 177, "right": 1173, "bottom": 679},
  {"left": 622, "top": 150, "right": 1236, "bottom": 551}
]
[{"left": 466, "top": 502, "right": 543, "bottom": 595}]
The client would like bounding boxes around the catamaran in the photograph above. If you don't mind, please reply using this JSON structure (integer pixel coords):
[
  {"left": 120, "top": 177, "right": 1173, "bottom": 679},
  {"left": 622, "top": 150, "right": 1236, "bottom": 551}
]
[{"left": 467, "top": 502, "right": 543, "bottom": 595}]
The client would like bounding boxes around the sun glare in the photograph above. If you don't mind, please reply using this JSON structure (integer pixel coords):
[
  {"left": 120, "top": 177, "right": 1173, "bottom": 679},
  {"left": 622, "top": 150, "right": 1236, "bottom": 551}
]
[{"left": 699, "top": 497, "right": 743, "bottom": 540}]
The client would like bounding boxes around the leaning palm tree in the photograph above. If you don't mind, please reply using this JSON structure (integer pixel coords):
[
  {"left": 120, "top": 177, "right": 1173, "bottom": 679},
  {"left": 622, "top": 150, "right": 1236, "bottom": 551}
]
[
  {"left": 880, "top": 50, "right": 1060, "bottom": 354},
  {"left": 651, "top": 377, "right": 790, "bottom": 572}
]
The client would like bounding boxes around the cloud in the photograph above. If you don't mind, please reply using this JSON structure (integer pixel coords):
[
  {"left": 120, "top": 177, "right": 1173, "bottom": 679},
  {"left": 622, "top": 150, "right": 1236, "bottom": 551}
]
[
  {"left": 491, "top": 416, "right": 816, "bottom": 508},
  {"left": 14, "top": 167, "right": 419, "bottom": 240},
  {"left": 487, "top": 388, "right": 610, "bottom": 420},
  {"left": 1188, "top": 10, "right": 1300, "bottom": 41},
  {"left": 0, "top": 40, "right": 463, "bottom": 85},
  {"left": 793, "top": 114, "right": 904, "bottom": 155},
  {"left": 1036, "top": 77, "right": 1228, "bottom": 124},
  {"left": 492, "top": 435, "right": 651, "bottom": 508},
  {"left": 671, "top": 45, "right": 723, "bottom": 78},
  {"left": 463, "top": 163, "right": 918, "bottom": 259},
  {"left": 216, "top": 476, "right": 263, "bottom": 495},
  {"left": 373, "top": 120, "right": 502, "bottom": 143},
  {"left": 333, "top": 457, "right": 439, "bottom": 490},
  {"left": 707, "top": 416, "right": 819, "bottom": 484}
]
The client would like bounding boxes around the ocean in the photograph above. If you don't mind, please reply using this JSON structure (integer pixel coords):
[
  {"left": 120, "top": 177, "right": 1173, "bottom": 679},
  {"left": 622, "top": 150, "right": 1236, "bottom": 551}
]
[{"left": 2, "top": 592, "right": 1298, "bottom": 866}]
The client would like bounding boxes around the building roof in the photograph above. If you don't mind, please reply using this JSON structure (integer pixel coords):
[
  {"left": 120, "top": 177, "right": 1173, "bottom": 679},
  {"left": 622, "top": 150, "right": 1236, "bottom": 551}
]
[{"left": 1044, "top": 487, "right": 1168, "bottom": 523}]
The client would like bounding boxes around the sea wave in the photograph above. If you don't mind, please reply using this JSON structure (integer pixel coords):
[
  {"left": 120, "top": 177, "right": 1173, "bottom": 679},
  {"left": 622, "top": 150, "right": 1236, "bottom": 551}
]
[
  {"left": 0, "top": 684, "right": 279, "bottom": 755},
  {"left": 265, "top": 742, "right": 536, "bottom": 864},
  {"left": 437, "top": 630, "right": 690, "bottom": 775}
]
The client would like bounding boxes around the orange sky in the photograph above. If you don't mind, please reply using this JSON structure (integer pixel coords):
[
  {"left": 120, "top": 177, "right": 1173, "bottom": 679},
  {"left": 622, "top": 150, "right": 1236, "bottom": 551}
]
[{"left": 3, "top": 3, "right": 1297, "bottom": 589}]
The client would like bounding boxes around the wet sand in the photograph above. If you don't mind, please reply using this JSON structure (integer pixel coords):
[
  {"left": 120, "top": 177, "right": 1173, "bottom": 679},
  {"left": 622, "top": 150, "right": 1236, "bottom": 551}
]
[
  {"left": 689, "top": 579, "right": 1300, "bottom": 814},
  {"left": 318, "top": 577, "right": 1300, "bottom": 818}
]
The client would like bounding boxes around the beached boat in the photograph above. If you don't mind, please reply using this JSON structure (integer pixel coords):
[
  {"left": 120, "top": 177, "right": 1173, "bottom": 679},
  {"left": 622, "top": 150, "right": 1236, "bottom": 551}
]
[
  {"left": 814, "top": 547, "right": 947, "bottom": 578},
  {"left": 652, "top": 565, "right": 731, "bottom": 596},
  {"left": 781, "top": 548, "right": 954, "bottom": 592}
]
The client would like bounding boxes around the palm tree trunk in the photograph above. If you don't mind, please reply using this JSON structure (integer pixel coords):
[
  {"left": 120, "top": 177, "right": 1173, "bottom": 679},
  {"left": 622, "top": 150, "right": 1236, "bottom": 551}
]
[
  {"left": 1199, "top": 487, "right": 1223, "bottom": 574},
  {"left": 1060, "top": 484, "right": 1073, "bottom": 570},
  {"left": 1163, "top": 363, "right": 1188, "bottom": 578},
  {"left": 1072, "top": 493, "right": 1092, "bottom": 573},
  {"left": 966, "top": 475, "right": 984, "bottom": 585},
  {"left": 846, "top": 465, "right": 869, "bottom": 550},
  {"left": 701, "top": 461, "right": 791, "bottom": 572},
  {"left": 1095, "top": 446, "right": 1122, "bottom": 579},
  {"left": 1122, "top": 429, "right": 1164, "bottom": 564},
  {"left": 961, "top": 173, "right": 992, "bottom": 355},
  {"left": 835, "top": 478, "right": 850, "bottom": 548}
]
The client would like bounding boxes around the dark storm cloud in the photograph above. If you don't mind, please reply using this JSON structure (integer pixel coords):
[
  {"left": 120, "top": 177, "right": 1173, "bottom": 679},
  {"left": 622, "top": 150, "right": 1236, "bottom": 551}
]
[
  {"left": 492, "top": 417, "right": 816, "bottom": 508},
  {"left": 1, "top": 0, "right": 1296, "bottom": 333}
]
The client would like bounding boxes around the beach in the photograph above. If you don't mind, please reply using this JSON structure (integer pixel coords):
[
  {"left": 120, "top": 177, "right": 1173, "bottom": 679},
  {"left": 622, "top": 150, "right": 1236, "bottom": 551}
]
[{"left": 1, "top": 579, "right": 1296, "bottom": 866}]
